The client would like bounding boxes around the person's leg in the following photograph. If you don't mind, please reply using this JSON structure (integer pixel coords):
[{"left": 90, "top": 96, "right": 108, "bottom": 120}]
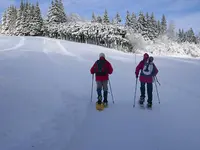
[
  {"left": 139, "top": 82, "right": 145, "bottom": 104},
  {"left": 102, "top": 80, "right": 108, "bottom": 103},
  {"left": 147, "top": 83, "right": 153, "bottom": 106},
  {"left": 96, "top": 81, "right": 103, "bottom": 104}
]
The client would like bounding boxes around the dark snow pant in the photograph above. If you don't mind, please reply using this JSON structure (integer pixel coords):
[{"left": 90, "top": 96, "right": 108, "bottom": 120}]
[
  {"left": 140, "top": 82, "right": 153, "bottom": 104},
  {"left": 96, "top": 80, "right": 108, "bottom": 101}
]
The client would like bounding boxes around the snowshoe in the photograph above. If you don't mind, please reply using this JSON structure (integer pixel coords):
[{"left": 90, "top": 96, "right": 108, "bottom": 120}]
[
  {"left": 96, "top": 96, "right": 104, "bottom": 111},
  {"left": 96, "top": 103, "right": 104, "bottom": 111}
]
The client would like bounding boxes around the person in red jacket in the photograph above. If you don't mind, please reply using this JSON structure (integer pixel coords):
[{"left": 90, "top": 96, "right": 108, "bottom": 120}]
[
  {"left": 135, "top": 53, "right": 158, "bottom": 107},
  {"left": 90, "top": 53, "right": 113, "bottom": 104}
]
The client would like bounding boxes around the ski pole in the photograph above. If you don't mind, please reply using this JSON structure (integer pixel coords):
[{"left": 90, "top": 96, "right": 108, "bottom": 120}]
[
  {"left": 154, "top": 77, "right": 160, "bottom": 104},
  {"left": 108, "top": 79, "right": 114, "bottom": 103},
  {"left": 155, "top": 76, "right": 161, "bottom": 86},
  {"left": 133, "top": 78, "right": 138, "bottom": 107},
  {"left": 90, "top": 74, "right": 94, "bottom": 102}
]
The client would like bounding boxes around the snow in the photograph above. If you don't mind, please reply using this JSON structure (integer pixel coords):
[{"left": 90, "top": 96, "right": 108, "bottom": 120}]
[
  {"left": 0, "top": 35, "right": 200, "bottom": 150},
  {"left": 127, "top": 34, "right": 200, "bottom": 58}
]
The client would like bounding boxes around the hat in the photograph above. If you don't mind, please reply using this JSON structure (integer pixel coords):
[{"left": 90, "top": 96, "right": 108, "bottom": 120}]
[{"left": 99, "top": 53, "right": 105, "bottom": 58}]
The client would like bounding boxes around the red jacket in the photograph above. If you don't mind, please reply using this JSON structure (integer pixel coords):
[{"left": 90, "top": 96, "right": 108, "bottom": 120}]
[
  {"left": 90, "top": 57, "right": 113, "bottom": 81},
  {"left": 135, "top": 60, "right": 158, "bottom": 83}
]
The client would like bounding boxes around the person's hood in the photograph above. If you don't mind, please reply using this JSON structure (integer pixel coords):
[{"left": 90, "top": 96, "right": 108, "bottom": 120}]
[{"left": 143, "top": 53, "right": 149, "bottom": 61}]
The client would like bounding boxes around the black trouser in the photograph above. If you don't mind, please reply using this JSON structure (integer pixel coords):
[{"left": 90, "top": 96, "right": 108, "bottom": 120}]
[{"left": 140, "top": 82, "right": 153, "bottom": 104}]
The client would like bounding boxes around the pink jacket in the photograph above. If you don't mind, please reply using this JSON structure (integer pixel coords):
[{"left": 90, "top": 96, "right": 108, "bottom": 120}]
[{"left": 135, "top": 60, "right": 158, "bottom": 83}]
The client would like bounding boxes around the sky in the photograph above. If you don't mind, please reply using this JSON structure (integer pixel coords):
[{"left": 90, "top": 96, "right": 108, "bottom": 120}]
[{"left": 0, "top": 0, "right": 200, "bottom": 34}]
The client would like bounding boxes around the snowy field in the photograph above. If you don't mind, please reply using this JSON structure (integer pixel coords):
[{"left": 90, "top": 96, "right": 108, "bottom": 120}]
[{"left": 0, "top": 35, "right": 200, "bottom": 150}]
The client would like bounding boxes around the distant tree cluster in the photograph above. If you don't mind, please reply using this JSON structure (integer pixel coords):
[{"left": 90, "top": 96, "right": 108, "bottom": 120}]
[
  {"left": 177, "top": 28, "right": 198, "bottom": 44},
  {"left": 0, "top": 0, "right": 199, "bottom": 52}
]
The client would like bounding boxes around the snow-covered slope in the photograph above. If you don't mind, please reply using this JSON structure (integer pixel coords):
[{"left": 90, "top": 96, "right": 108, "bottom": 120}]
[{"left": 0, "top": 35, "right": 200, "bottom": 150}]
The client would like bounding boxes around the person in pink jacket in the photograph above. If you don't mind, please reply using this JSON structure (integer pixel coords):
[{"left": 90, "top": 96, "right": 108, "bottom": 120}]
[{"left": 135, "top": 53, "right": 158, "bottom": 107}]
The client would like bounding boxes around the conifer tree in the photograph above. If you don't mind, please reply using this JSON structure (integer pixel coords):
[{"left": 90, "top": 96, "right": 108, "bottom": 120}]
[
  {"left": 103, "top": 9, "right": 109, "bottom": 24},
  {"left": 161, "top": 14, "right": 167, "bottom": 34},
  {"left": 1, "top": 10, "right": 7, "bottom": 34},
  {"left": 115, "top": 12, "right": 121, "bottom": 24},
  {"left": 125, "top": 11, "right": 131, "bottom": 27},
  {"left": 96, "top": 16, "right": 102, "bottom": 23},
  {"left": 91, "top": 12, "right": 96, "bottom": 23},
  {"left": 31, "top": 2, "right": 43, "bottom": 35}
]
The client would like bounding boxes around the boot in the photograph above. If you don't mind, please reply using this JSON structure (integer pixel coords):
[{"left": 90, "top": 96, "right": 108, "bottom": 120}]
[
  {"left": 103, "top": 91, "right": 108, "bottom": 104},
  {"left": 139, "top": 97, "right": 145, "bottom": 105},
  {"left": 147, "top": 100, "right": 152, "bottom": 108}
]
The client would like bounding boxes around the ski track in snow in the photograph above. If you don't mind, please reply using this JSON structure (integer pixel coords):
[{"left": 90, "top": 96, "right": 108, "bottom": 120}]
[
  {"left": 0, "top": 37, "right": 25, "bottom": 52},
  {"left": 43, "top": 39, "right": 64, "bottom": 66},
  {"left": 55, "top": 40, "right": 76, "bottom": 57},
  {"left": 42, "top": 37, "right": 87, "bottom": 62}
]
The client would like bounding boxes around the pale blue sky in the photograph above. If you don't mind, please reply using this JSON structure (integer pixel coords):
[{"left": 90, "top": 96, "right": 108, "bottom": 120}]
[{"left": 1, "top": 0, "right": 200, "bottom": 33}]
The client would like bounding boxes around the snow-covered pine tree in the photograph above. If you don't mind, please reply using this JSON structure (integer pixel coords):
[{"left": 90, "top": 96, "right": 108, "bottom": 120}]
[
  {"left": 47, "top": 0, "right": 66, "bottom": 24},
  {"left": 96, "top": 16, "right": 102, "bottom": 23},
  {"left": 103, "top": 9, "right": 110, "bottom": 24},
  {"left": 15, "top": 0, "right": 25, "bottom": 35},
  {"left": 4, "top": 6, "right": 16, "bottom": 35},
  {"left": 145, "top": 12, "right": 151, "bottom": 39},
  {"left": 1, "top": 10, "right": 8, "bottom": 34},
  {"left": 20, "top": 1, "right": 31, "bottom": 35},
  {"left": 150, "top": 13, "right": 158, "bottom": 39},
  {"left": 147, "top": 12, "right": 158, "bottom": 40},
  {"left": 12, "top": 6, "right": 18, "bottom": 32},
  {"left": 125, "top": 11, "right": 131, "bottom": 27},
  {"left": 129, "top": 12, "right": 138, "bottom": 32},
  {"left": 197, "top": 32, "right": 200, "bottom": 44},
  {"left": 112, "top": 12, "right": 121, "bottom": 25},
  {"left": 58, "top": 0, "right": 67, "bottom": 23},
  {"left": 30, "top": 2, "right": 43, "bottom": 36},
  {"left": 137, "top": 11, "right": 149, "bottom": 40},
  {"left": 157, "top": 20, "right": 161, "bottom": 36},
  {"left": 161, "top": 14, "right": 167, "bottom": 34},
  {"left": 178, "top": 29, "right": 186, "bottom": 43},
  {"left": 145, "top": 12, "right": 149, "bottom": 22},
  {"left": 28, "top": 4, "right": 35, "bottom": 35},
  {"left": 24, "top": 2, "right": 33, "bottom": 35},
  {"left": 185, "top": 28, "right": 196, "bottom": 43},
  {"left": 47, "top": 0, "right": 59, "bottom": 24},
  {"left": 91, "top": 12, "right": 96, "bottom": 23}
]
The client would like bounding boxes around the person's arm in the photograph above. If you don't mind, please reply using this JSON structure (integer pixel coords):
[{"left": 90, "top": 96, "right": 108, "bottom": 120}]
[
  {"left": 135, "top": 61, "right": 143, "bottom": 78},
  {"left": 90, "top": 62, "right": 97, "bottom": 74},
  {"left": 107, "top": 61, "right": 113, "bottom": 74}
]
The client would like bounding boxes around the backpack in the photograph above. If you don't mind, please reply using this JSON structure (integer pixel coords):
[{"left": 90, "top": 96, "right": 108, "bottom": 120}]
[
  {"left": 141, "top": 61, "right": 154, "bottom": 76},
  {"left": 95, "top": 59, "right": 107, "bottom": 76}
]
